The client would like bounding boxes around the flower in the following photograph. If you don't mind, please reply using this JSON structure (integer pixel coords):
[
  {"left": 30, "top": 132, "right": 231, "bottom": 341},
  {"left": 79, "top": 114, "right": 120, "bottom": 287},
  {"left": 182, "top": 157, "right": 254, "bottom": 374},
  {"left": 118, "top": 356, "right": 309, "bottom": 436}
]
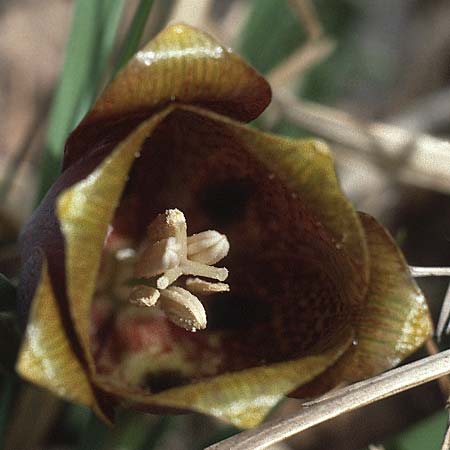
[{"left": 16, "top": 24, "right": 432, "bottom": 428}]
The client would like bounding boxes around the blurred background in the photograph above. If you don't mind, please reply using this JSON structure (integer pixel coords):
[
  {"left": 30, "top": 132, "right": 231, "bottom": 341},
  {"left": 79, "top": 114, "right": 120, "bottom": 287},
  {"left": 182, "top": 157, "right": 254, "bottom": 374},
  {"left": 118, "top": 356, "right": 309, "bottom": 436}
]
[{"left": 1, "top": 0, "right": 450, "bottom": 449}]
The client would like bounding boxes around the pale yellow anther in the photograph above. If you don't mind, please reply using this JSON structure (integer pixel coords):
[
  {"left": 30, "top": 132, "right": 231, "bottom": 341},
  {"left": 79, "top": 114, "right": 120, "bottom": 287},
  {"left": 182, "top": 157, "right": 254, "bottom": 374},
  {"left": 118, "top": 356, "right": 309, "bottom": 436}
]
[
  {"left": 135, "top": 237, "right": 181, "bottom": 278},
  {"left": 187, "top": 230, "right": 230, "bottom": 265},
  {"left": 128, "top": 209, "right": 230, "bottom": 332},
  {"left": 146, "top": 208, "right": 187, "bottom": 243},
  {"left": 185, "top": 277, "right": 230, "bottom": 295},
  {"left": 129, "top": 285, "right": 160, "bottom": 307},
  {"left": 158, "top": 286, "right": 207, "bottom": 332}
]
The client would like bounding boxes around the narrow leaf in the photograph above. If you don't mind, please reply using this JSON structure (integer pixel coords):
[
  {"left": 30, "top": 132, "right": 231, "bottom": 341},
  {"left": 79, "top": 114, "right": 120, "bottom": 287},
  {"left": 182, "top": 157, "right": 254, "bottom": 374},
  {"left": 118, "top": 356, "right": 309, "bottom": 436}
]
[
  {"left": 114, "top": 0, "right": 155, "bottom": 74},
  {"left": 37, "top": 0, "right": 125, "bottom": 201},
  {"left": 0, "top": 273, "right": 16, "bottom": 312}
]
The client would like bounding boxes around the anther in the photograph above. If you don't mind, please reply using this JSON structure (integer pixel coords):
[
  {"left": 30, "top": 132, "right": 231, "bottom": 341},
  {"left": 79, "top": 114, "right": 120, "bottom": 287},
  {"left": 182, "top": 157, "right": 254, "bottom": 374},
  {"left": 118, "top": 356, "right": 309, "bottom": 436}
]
[
  {"left": 129, "top": 285, "right": 160, "bottom": 307},
  {"left": 187, "top": 230, "right": 230, "bottom": 265},
  {"left": 128, "top": 209, "right": 230, "bottom": 332},
  {"left": 158, "top": 286, "right": 207, "bottom": 332}
]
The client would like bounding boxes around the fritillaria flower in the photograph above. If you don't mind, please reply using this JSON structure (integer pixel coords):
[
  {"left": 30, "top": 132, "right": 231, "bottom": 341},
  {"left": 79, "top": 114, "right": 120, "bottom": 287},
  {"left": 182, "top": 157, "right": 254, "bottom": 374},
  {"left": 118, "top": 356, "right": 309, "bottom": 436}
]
[{"left": 16, "top": 24, "right": 432, "bottom": 428}]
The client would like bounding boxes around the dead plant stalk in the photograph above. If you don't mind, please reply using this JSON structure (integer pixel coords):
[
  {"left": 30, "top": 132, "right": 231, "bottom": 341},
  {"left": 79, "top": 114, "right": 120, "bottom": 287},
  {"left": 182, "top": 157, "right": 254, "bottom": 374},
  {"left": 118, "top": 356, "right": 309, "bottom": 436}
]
[{"left": 206, "top": 350, "right": 450, "bottom": 450}]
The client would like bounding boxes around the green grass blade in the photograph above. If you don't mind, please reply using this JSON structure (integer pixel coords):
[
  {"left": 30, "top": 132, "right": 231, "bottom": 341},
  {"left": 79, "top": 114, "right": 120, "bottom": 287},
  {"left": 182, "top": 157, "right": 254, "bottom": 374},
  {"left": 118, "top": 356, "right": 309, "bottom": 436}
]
[
  {"left": 0, "top": 275, "right": 20, "bottom": 374},
  {"left": 36, "top": 0, "right": 125, "bottom": 202},
  {"left": 0, "top": 274, "right": 16, "bottom": 313},
  {"left": 73, "top": 0, "right": 124, "bottom": 124},
  {"left": 0, "top": 376, "right": 20, "bottom": 449},
  {"left": 37, "top": 0, "right": 101, "bottom": 201},
  {"left": 388, "top": 411, "right": 448, "bottom": 450},
  {"left": 77, "top": 411, "right": 109, "bottom": 450},
  {"left": 114, "top": 0, "right": 155, "bottom": 74},
  {"left": 238, "top": 0, "right": 306, "bottom": 74},
  {"left": 103, "top": 413, "right": 173, "bottom": 450}
]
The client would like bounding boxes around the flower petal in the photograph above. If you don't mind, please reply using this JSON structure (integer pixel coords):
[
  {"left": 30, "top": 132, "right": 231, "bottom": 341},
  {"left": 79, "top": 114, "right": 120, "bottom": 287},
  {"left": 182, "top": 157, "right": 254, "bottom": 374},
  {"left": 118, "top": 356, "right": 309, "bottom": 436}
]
[
  {"left": 127, "top": 104, "right": 369, "bottom": 354},
  {"left": 16, "top": 260, "right": 95, "bottom": 409},
  {"left": 346, "top": 213, "right": 433, "bottom": 377},
  {"left": 100, "top": 330, "right": 352, "bottom": 428},
  {"left": 208, "top": 108, "right": 369, "bottom": 273},
  {"left": 291, "top": 213, "right": 433, "bottom": 397},
  {"left": 64, "top": 23, "right": 271, "bottom": 169},
  {"left": 56, "top": 110, "right": 173, "bottom": 377},
  {"left": 89, "top": 105, "right": 369, "bottom": 424}
]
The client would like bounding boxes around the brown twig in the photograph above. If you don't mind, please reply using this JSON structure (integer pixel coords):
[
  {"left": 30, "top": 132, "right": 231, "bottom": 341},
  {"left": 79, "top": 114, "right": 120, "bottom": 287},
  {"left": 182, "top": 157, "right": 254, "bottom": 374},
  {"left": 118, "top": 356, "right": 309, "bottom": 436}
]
[
  {"left": 267, "top": 38, "right": 335, "bottom": 87},
  {"left": 205, "top": 350, "right": 450, "bottom": 450}
]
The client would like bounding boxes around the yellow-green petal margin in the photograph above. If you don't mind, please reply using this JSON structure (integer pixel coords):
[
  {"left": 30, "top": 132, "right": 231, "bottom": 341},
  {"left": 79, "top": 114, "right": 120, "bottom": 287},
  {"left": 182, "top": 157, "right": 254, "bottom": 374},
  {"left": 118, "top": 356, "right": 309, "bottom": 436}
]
[
  {"left": 56, "top": 109, "right": 173, "bottom": 376},
  {"left": 88, "top": 23, "right": 270, "bottom": 123},
  {"left": 102, "top": 330, "right": 352, "bottom": 429},
  {"left": 181, "top": 105, "right": 369, "bottom": 307},
  {"left": 344, "top": 213, "right": 433, "bottom": 379},
  {"left": 16, "top": 260, "right": 95, "bottom": 408},
  {"left": 189, "top": 105, "right": 368, "bottom": 270},
  {"left": 292, "top": 213, "right": 433, "bottom": 397}
]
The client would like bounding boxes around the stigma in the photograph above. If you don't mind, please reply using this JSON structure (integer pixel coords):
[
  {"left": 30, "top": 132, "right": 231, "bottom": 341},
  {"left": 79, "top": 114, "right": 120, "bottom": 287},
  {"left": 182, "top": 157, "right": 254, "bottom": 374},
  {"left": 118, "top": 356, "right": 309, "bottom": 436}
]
[{"left": 129, "top": 209, "right": 230, "bottom": 332}]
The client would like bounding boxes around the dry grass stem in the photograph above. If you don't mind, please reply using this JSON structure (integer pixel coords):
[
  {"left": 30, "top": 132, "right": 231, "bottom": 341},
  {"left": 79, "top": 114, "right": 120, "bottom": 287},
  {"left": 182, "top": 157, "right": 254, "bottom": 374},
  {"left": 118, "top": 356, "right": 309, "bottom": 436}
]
[
  {"left": 410, "top": 267, "right": 450, "bottom": 277},
  {"left": 218, "top": 0, "right": 252, "bottom": 45},
  {"left": 267, "top": 38, "right": 335, "bottom": 87},
  {"left": 169, "top": 0, "right": 213, "bottom": 30},
  {"left": 425, "top": 339, "right": 450, "bottom": 397},
  {"left": 205, "top": 350, "right": 450, "bottom": 450},
  {"left": 288, "top": 0, "right": 323, "bottom": 40},
  {"left": 437, "top": 283, "right": 450, "bottom": 339},
  {"left": 390, "top": 86, "right": 450, "bottom": 133},
  {"left": 274, "top": 89, "right": 450, "bottom": 194}
]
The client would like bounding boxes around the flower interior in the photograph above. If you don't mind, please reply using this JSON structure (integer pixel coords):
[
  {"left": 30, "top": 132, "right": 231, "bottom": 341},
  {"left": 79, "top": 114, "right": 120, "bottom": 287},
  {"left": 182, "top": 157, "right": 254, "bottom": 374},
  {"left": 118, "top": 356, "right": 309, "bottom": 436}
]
[{"left": 91, "top": 108, "right": 362, "bottom": 394}]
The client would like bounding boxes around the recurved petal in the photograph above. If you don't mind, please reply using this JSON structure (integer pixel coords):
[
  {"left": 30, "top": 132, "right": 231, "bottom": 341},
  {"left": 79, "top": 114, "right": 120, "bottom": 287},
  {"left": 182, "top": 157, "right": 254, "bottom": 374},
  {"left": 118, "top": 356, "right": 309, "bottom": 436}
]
[
  {"left": 345, "top": 213, "right": 432, "bottom": 378},
  {"left": 64, "top": 24, "right": 271, "bottom": 169},
  {"left": 16, "top": 260, "right": 97, "bottom": 412},
  {"left": 291, "top": 213, "right": 433, "bottom": 398}
]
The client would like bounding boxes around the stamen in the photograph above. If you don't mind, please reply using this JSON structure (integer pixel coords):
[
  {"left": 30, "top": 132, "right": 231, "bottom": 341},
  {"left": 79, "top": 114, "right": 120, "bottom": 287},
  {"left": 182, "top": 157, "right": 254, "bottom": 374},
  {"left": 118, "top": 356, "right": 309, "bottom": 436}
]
[
  {"left": 185, "top": 277, "right": 230, "bottom": 295},
  {"left": 127, "top": 209, "right": 230, "bottom": 332},
  {"left": 156, "top": 267, "right": 183, "bottom": 290},
  {"left": 158, "top": 286, "right": 207, "bottom": 332},
  {"left": 146, "top": 208, "right": 187, "bottom": 244},
  {"left": 129, "top": 285, "right": 160, "bottom": 307},
  {"left": 135, "top": 237, "right": 181, "bottom": 278},
  {"left": 187, "top": 230, "right": 230, "bottom": 265},
  {"left": 181, "top": 260, "right": 228, "bottom": 282}
]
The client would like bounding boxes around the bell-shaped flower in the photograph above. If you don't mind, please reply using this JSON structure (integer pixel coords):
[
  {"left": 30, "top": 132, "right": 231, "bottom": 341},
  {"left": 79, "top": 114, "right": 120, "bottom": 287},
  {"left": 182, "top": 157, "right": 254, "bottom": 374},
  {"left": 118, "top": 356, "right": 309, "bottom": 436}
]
[{"left": 16, "top": 24, "right": 432, "bottom": 428}]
